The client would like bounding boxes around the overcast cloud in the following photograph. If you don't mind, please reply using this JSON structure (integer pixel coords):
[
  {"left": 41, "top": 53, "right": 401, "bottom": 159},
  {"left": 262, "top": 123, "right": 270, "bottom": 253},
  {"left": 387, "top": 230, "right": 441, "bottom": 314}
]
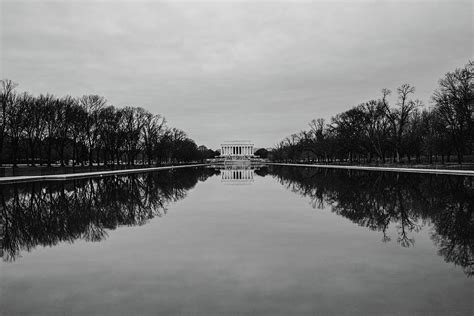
[{"left": 1, "top": 0, "right": 472, "bottom": 149}]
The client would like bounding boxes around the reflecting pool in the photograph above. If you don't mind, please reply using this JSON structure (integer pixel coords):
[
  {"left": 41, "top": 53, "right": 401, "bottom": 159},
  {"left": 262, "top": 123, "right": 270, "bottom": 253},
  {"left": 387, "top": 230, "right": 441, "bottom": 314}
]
[{"left": 1, "top": 166, "right": 472, "bottom": 315}]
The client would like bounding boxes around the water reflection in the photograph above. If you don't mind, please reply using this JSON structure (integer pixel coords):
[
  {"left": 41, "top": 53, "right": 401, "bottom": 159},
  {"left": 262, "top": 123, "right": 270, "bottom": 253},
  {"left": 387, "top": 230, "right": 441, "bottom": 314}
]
[
  {"left": 0, "top": 168, "right": 219, "bottom": 262},
  {"left": 1, "top": 165, "right": 472, "bottom": 278},
  {"left": 220, "top": 166, "right": 255, "bottom": 184},
  {"left": 268, "top": 166, "right": 474, "bottom": 276}
]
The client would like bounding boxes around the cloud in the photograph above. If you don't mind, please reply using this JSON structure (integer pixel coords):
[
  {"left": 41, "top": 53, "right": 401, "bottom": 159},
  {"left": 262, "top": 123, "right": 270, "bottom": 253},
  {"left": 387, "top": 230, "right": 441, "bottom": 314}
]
[{"left": 2, "top": 0, "right": 472, "bottom": 148}]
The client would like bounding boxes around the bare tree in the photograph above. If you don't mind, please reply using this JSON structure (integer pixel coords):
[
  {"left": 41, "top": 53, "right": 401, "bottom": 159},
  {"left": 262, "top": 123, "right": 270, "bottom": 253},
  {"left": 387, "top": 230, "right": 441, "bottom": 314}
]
[
  {"left": 68, "top": 101, "right": 87, "bottom": 166},
  {"left": 121, "top": 106, "right": 147, "bottom": 165},
  {"left": 40, "top": 94, "right": 59, "bottom": 166},
  {"left": 142, "top": 112, "right": 166, "bottom": 165},
  {"left": 55, "top": 96, "right": 76, "bottom": 166},
  {"left": 79, "top": 95, "right": 107, "bottom": 166},
  {"left": 382, "top": 84, "right": 421, "bottom": 162},
  {"left": 24, "top": 95, "right": 47, "bottom": 166},
  {"left": 432, "top": 61, "right": 474, "bottom": 164},
  {"left": 361, "top": 100, "right": 390, "bottom": 162},
  {"left": 0, "top": 79, "right": 18, "bottom": 166},
  {"left": 7, "top": 92, "right": 30, "bottom": 167}
]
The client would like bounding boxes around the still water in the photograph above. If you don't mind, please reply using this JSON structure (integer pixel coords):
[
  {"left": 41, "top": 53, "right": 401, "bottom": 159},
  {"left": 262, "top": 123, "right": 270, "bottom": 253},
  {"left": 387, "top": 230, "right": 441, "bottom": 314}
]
[{"left": 1, "top": 166, "right": 472, "bottom": 315}]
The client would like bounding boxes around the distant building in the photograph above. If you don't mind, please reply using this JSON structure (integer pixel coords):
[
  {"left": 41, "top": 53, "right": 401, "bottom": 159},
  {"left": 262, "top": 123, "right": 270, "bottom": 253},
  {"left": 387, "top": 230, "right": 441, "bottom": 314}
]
[{"left": 220, "top": 140, "right": 254, "bottom": 157}]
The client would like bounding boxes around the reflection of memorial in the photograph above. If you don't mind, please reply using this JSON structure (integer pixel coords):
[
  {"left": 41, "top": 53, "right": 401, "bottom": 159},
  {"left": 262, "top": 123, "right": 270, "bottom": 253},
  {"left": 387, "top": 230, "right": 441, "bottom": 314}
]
[{"left": 221, "top": 168, "right": 254, "bottom": 184}]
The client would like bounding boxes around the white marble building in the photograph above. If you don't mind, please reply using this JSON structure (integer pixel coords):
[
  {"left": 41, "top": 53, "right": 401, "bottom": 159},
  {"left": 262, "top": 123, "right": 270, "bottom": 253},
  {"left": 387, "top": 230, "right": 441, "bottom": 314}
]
[{"left": 220, "top": 140, "right": 254, "bottom": 157}]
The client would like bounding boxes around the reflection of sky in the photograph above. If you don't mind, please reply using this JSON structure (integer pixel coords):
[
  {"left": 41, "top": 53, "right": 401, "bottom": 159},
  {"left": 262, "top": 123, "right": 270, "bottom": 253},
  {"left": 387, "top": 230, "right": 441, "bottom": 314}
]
[{"left": 1, "top": 173, "right": 471, "bottom": 315}]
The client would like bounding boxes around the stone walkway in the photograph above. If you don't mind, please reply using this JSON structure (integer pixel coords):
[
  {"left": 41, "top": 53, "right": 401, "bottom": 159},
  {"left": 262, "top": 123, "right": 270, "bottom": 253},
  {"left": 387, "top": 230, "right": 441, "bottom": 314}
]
[
  {"left": 0, "top": 164, "right": 210, "bottom": 184},
  {"left": 266, "top": 163, "right": 474, "bottom": 176}
]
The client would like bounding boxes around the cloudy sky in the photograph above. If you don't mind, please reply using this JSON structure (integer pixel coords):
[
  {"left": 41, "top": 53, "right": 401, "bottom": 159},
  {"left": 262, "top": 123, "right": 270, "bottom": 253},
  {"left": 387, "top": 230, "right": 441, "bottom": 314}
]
[{"left": 1, "top": 0, "right": 472, "bottom": 149}]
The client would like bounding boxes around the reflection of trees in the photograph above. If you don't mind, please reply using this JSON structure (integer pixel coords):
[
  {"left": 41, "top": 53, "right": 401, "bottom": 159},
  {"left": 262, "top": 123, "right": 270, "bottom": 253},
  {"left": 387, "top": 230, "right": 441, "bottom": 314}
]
[
  {"left": 254, "top": 167, "right": 269, "bottom": 177},
  {"left": 0, "top": 168, "right": 218, "bottom": 262},
  {"left": 269, "top": 166, "right": 473, "bottom": 276}
]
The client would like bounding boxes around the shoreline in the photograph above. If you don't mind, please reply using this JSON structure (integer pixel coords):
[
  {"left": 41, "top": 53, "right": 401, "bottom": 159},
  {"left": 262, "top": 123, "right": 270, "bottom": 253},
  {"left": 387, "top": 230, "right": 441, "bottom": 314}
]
[
  {"left": 0, "top": 163, "right": 210, "bottom": 184},
  {"left": 2, "top": 162, "right": 474, "bottom": 184},
  {"left": 265, "top": 163, "right": 474, "bottom": 176}
]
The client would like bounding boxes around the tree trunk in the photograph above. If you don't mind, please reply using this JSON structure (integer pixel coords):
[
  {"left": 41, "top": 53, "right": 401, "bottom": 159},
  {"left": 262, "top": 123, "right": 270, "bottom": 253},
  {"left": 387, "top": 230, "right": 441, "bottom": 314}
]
[
  {"left": 60, "top": 141, "right": 65, "bottom": 166},
  {"left": 29, "top": 139, "right": 36, "bottom": 166},
  {"left": 89, "top": 148, "right": 93, "bottom": 167},
  {"left": 457, "top": 151, "right": 462, "bottom": 164},
  {"left": 47, "top": 139, "right": 52, "bottom": 167},
  {"left": 0, "top": 134, "right": 3, "bottom": 167}
]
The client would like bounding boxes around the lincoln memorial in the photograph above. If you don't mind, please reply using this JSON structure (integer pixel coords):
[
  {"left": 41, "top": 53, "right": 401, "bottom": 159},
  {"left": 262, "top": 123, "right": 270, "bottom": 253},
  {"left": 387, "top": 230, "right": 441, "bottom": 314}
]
[{"left": 220, "top": 140, "right": 254, "bottom": 157}]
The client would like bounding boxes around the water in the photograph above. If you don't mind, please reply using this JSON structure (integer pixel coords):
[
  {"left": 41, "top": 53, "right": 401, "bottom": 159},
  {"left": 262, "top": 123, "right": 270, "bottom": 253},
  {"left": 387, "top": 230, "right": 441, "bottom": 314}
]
[{"left": 1, "top": 166, "right": 472, "bottom": 315}]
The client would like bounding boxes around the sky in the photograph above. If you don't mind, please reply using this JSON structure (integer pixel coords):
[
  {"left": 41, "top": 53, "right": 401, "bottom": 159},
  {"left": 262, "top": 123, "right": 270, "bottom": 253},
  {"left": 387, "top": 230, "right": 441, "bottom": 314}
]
[{"left": 1, "top": 0, "right": 472, "bottom": 149}]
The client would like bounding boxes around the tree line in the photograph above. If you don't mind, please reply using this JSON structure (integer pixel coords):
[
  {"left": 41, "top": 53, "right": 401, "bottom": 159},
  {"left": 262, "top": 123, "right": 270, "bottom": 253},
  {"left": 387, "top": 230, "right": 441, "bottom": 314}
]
[
  {"left": 271, "top": 61, "right": 473, "bottom": 164},
  {"left": 0, "top": 81, "right": 218, "bottom": 167}
]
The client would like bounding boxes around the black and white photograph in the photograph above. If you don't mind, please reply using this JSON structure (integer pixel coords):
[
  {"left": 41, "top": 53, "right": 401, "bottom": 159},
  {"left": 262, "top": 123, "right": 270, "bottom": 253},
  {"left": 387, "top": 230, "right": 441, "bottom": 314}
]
[{"left": 0, "top": 0, "right": 473, "bottom": 315}]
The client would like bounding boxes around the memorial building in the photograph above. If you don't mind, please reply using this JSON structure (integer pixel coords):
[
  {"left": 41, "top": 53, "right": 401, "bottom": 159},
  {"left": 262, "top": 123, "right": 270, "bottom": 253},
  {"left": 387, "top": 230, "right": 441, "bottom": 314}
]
[{"left": 220, "top": 140, "right": 254, "bottom": 157}]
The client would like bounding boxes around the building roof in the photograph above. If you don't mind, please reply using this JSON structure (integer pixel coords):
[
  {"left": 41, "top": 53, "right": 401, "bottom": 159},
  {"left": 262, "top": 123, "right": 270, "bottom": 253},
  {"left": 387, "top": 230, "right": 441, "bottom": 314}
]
[{"left": 221, "top": 140, "right": 253, "bottom": 145}]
